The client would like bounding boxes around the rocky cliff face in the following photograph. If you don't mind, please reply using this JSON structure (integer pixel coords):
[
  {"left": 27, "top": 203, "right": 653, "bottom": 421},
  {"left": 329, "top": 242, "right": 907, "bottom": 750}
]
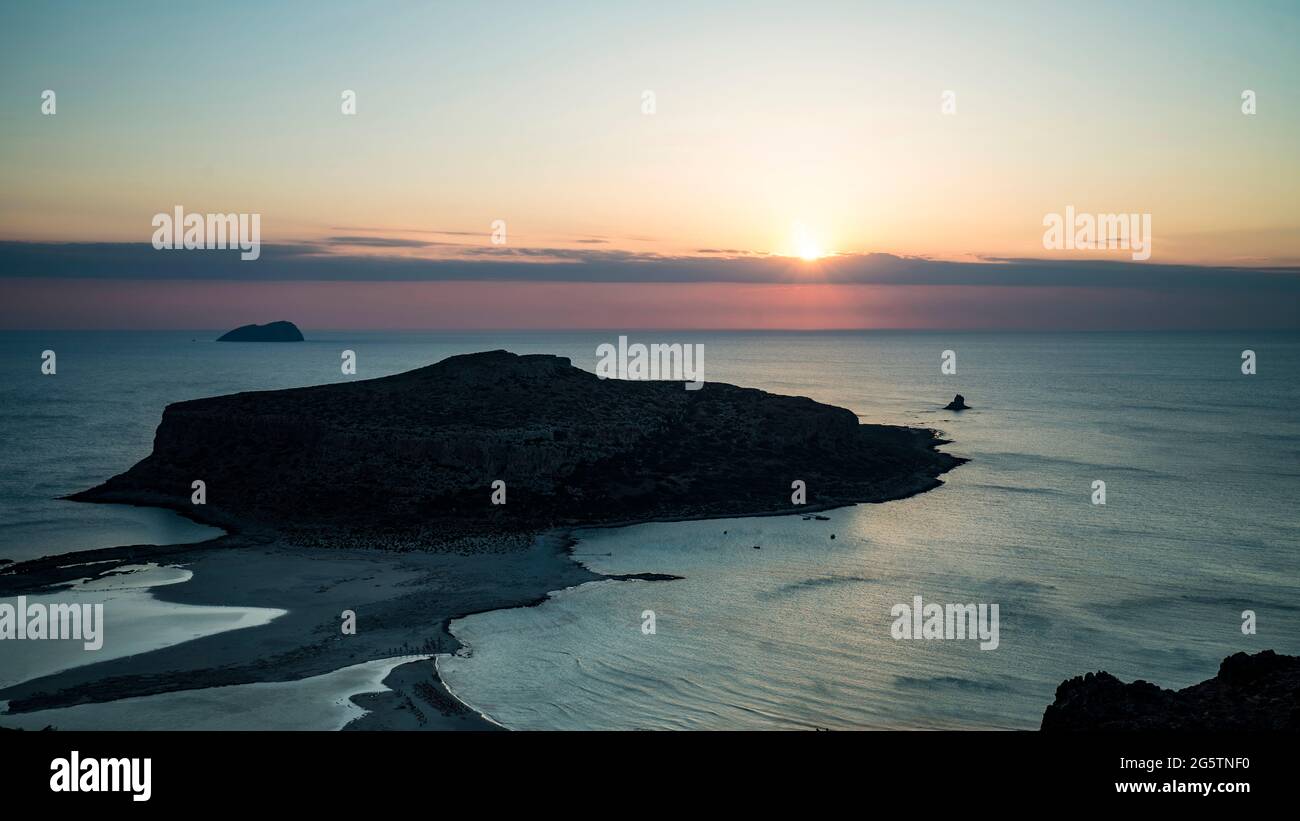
[
  {"left": 72, "top": 350, "right": 963, "bottom": 548},
  {"left": 1041, "top": 650, "right": 1300, "bottom": 731}
]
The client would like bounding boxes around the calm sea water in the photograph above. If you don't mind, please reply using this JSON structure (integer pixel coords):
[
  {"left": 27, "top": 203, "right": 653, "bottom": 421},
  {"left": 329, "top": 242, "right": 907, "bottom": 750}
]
[{"left": 3, "top": 330, "right": 1298, "bottom": 729}]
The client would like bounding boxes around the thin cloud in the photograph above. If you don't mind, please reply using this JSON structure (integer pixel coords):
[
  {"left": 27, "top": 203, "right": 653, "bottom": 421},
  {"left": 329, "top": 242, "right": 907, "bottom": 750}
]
[
  {"left": 324, "top": 236, "right": 444, "bottom": 248},
  {"left": 328, "top": 226, "right": 485, "bottom": 238}
]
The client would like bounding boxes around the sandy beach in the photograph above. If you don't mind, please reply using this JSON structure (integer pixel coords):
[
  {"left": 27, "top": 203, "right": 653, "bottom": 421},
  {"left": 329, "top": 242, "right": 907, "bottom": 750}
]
[{"left": 0, "top": 529, "right": 597, "bottom": 730}]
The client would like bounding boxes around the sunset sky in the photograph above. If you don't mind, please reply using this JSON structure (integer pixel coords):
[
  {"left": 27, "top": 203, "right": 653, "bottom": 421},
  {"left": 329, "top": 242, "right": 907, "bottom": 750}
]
[{"left": 2, "top": 0, "right": 1298, "bottom": 329}]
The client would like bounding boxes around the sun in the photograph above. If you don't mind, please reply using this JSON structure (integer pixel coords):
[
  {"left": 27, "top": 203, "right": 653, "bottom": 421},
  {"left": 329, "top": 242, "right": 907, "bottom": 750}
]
[{"left": 791, "top": 222, "right": 826, "bottom": 261}]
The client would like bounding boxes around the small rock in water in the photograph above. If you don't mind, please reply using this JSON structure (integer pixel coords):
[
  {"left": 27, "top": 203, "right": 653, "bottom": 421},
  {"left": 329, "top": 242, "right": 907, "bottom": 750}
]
[
  {"left": 944, "top": 393, "right": 970, "bottom": 411},
  {"left": 830, "top": 534, "right": 836, "bottom": 539},
  {"left": 752, "top": 545, "right": 761, "bottom": 550}
]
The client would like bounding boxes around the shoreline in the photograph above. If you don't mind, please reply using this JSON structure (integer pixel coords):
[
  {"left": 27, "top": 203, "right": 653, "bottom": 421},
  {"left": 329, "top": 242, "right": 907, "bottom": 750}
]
[
  {"left": 402, "top": 469, "right": 962, "bottom": 729},
  {"left": 0, "top": 530, "right": 592, "bottom": 729}
]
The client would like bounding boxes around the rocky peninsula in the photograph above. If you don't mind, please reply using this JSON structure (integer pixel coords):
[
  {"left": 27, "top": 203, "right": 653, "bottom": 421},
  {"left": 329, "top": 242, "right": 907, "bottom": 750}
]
[{"left": 68, "top": 350, "right": 963, "bottom": 551}]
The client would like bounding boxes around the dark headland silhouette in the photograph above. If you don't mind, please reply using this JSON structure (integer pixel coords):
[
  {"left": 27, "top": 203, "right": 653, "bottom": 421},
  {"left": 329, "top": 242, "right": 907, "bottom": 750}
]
[
  {"left": 1042, "top": 650, "right": 1300, "bottom": 730},
  {"left": 217, "top": 321, "right": 304, "bottom": 342},
  {"left": 69, "top": 350, "right": 964, "bottom": 550}
]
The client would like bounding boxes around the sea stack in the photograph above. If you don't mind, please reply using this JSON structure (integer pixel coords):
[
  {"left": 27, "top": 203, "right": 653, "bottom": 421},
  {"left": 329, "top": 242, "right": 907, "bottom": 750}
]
[
  {"left": 944, "top": 394, "right": 969, "bottom": 411},
  {"left": 217, "top": 321, "right": 304, "bottom": 342}
]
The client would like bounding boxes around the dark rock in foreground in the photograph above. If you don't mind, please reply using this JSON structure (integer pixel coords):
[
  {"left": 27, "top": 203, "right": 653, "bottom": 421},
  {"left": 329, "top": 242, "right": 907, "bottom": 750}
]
[
  {"left": 217, "top": 321, "right": 304, "bottom": 342},
  {"left": 1041, "top": 650, "right": 1300, "bottom": 731},
  {"left": 944, "top": 394, "right": 969, "bottom": 411},
  {"left": 71, "top": 350, "right": 963, "bottom": 549}
]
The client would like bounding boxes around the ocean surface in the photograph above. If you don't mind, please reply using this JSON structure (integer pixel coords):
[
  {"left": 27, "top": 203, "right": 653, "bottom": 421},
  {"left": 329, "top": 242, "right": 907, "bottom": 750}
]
[{"left": 2, "top": 330, "right": 1298, "bottom": 729}]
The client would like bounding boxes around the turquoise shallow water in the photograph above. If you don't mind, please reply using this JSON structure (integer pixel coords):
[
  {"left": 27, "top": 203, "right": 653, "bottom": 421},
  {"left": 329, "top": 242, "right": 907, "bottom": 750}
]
[{"left": 2, "top": 330, "right": 1298, "bottom": 728}]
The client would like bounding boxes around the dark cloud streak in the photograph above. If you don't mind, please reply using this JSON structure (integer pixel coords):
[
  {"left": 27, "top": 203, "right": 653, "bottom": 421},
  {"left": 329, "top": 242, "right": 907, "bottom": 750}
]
[{"left": 1, "top": 241, "right": 1297, "bottom": 293}]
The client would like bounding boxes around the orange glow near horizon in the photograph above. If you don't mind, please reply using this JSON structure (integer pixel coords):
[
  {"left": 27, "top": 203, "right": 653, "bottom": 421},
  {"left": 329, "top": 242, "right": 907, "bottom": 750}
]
[{"left": 1, "top": 4, "right": 1298, "bottom": 270}]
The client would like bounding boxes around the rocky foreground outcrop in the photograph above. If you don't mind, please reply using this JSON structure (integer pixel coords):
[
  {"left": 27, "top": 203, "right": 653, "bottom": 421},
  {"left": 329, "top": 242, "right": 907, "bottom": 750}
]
[
  {"left": 1041, "top": 650, "right": 1300, "bottom": 731},
  {"left": 71, "top": 350, "right": 962, "bottom": 549}
]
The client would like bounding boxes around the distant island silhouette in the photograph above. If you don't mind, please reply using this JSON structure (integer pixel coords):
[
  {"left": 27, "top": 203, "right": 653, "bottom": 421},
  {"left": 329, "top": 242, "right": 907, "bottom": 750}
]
[{"left": 217, "top": 321, "right": 304, "bottom": 342}]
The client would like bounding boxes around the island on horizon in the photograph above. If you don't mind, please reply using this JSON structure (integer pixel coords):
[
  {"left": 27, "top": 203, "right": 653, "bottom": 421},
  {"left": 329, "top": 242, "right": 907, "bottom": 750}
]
[{"left": 216, "top": 321, "right": 305, "bottom": 342}]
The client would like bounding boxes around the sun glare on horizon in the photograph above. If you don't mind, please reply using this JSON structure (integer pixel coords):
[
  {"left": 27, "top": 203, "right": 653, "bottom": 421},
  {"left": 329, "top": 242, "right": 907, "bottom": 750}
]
[{"left": 792, "top": 222, "right": 827, "bottom": 261}]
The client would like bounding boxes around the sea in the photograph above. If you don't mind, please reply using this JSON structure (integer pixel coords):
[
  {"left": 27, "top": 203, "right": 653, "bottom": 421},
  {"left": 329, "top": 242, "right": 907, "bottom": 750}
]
[{"left": 2, "top": 330, "right": 1298, "bottom": 729}]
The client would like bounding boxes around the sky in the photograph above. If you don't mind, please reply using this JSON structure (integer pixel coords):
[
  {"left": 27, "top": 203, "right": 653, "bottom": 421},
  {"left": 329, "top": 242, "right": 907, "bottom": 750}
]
[{"left": 1, "top": 0, "right": 1297, "bottom": 329}]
